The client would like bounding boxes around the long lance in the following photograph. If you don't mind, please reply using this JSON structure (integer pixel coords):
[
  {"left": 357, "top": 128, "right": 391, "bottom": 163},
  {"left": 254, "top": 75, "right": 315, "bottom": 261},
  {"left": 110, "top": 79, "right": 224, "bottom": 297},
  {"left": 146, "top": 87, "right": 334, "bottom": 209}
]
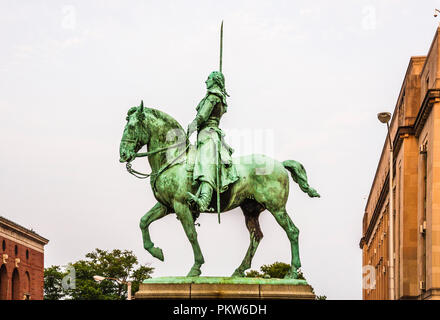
[
  {"left": 219, "top": 20, "right": 223, "bottom": 73},
  {"left": 216, "top": 21, "right": 223, "bottom": 223},
  {"left": 216, "top": 139, "right": 221, "bottom": 224}
]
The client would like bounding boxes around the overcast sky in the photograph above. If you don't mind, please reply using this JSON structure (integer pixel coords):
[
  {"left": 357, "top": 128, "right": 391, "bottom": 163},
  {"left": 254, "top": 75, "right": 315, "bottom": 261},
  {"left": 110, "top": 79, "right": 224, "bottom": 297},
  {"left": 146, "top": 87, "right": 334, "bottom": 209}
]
[{"left": 1, "top": 0, "right": 440, "bottom": 300}]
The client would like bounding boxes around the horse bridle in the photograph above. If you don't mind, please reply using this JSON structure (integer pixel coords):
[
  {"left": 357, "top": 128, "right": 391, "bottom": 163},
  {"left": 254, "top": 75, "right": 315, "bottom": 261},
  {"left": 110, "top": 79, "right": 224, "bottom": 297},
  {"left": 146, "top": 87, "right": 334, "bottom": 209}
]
[{"left": 123, "top": 138, "right": 189, "bottom": 181}]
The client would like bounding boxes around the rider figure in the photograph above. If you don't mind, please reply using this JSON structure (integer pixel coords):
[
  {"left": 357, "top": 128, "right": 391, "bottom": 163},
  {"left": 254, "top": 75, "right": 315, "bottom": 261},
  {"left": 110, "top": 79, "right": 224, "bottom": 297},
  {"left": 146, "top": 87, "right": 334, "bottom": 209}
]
[{"left": 187, "top": 71, "right": 239, "bottom": 212}]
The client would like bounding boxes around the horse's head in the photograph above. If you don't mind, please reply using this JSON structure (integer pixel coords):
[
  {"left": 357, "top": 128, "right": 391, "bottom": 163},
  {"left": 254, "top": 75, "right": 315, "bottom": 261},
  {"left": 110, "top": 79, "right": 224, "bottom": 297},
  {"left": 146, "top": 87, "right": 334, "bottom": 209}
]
[{"left": 119, "top": 101, "right": 148, "bottom": 163}]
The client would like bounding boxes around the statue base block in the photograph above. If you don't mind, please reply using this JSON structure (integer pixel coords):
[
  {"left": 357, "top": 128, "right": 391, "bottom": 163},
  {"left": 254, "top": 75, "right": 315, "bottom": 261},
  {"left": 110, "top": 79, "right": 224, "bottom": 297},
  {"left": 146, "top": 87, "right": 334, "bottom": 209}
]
[{"left": 135, "top": 277, "right": 315, "bottom": 300}]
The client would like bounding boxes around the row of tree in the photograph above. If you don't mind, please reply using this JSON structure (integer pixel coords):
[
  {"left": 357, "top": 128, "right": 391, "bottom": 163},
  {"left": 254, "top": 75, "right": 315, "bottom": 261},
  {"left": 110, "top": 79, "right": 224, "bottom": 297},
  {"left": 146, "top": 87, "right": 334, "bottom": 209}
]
[{"left": 44, "top": 249, "right": 154, "bottom": 300}]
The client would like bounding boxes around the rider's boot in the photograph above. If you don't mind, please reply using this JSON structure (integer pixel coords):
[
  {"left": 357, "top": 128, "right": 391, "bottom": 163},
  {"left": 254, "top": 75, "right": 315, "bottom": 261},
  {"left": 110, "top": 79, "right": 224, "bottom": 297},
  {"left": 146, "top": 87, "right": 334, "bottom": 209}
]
[{"left": 187, "top": 182, "right": 214, "bottom": 212}]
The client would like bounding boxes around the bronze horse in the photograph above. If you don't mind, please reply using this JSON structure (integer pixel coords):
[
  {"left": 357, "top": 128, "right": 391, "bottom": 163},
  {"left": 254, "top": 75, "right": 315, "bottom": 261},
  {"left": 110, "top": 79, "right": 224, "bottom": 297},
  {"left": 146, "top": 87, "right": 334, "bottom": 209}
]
[{"left": 119, "top": 103, "right": 319, "bottom": 278}]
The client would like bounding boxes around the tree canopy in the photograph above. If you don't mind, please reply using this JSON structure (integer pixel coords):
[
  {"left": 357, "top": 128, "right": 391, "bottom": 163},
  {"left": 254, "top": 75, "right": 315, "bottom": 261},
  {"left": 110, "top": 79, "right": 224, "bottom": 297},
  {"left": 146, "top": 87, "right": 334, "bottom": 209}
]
[
  {"left": 44, "top": 248, "right": 154, "bottom": 300},
  {"left": 245, "top": 261, "right": 305, "bottom": 280},
  {"left": 245, "top": 262, "right": 326, "bottom": 299}
]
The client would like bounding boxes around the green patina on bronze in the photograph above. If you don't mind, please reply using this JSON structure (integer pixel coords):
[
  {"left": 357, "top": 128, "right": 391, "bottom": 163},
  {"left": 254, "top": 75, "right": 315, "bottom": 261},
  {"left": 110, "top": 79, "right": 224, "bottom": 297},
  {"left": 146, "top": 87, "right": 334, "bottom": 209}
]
[
  {"left": 118, "top": 22, "right": 320, "bottom": 280},
  {"left": 119, "top": 101, "right": 320, "bottom": 279},
  {"left": 186, "top": 71, "right": 238, "bottom": 222},
  {"left": 142, "top": 276, "right": 308, "bottom": 285}
]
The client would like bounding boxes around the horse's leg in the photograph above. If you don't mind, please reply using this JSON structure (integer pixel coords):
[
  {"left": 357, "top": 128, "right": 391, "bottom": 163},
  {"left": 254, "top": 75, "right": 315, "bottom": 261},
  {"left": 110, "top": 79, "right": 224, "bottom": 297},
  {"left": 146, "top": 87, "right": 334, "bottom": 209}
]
[
  {"left": 269, "top": 207, "right": 301, "bottom": 279},
  {"left": 139, "top": 202, "right": 170, "bottom": 261},
  {"left": 174, "top": 201, "right": 205, "bottom": 277},
  {"left": 232, "top": 200, "right": 265, "bottom": 277}
]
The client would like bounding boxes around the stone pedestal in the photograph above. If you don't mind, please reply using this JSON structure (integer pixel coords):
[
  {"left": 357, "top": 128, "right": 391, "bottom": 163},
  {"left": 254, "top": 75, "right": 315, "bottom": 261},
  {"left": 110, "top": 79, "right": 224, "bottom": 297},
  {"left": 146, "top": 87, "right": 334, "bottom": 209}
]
[{"left": 135, "top": 277, "right": 315, "bottom": 300}]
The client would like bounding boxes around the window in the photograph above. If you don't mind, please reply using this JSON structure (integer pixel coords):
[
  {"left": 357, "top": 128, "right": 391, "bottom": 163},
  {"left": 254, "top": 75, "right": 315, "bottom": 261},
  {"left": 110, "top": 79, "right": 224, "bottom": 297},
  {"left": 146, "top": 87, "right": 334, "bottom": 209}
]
[
  {"left": 1, "top": 240, "right": 5, "bottom": 251},
  {"left": 398, "top": 97, "right": 405, "bottom": 125},
  {"left": 14, "top": 245, "right": 18, "bottom": 256},
  {"left": 26, "top": 249, "right": 29, "bottom": 260}
]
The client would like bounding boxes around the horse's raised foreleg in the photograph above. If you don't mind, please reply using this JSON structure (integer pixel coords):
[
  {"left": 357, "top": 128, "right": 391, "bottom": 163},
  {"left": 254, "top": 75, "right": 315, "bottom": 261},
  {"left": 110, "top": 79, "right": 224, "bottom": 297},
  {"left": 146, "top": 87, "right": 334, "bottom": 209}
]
[
  {"left": 269, "top": 207, "right": 301, "bottom": 279},
  {"left": 232, "top": 201, "right": 265, "bottom": 277},
  {"left": 174, "top": 201, "right": 205, "bottom": 277},
  {"left": 140, "top": 202, "right": 170, "bottom": 261}
]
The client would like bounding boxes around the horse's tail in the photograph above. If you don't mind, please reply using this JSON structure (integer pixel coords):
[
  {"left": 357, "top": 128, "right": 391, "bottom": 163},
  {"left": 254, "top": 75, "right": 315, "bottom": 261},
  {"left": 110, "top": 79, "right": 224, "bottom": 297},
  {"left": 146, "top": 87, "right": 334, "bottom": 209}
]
[{"left": 282, "top": 160, "right": 320, "bottom": 198}]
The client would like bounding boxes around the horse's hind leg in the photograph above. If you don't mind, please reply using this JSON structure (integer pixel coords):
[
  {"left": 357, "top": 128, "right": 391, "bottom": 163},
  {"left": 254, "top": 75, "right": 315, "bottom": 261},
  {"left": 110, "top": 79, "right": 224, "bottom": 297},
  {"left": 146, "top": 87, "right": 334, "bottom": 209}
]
[
  {"left": 140, "top": 202, "right": 170, "bottom": 261},
  {"left": 269, "top": 207, "right": 301, "bottom": 279},
  {"left": 232, "top": 200, "right": 265, "bottom": 277}
]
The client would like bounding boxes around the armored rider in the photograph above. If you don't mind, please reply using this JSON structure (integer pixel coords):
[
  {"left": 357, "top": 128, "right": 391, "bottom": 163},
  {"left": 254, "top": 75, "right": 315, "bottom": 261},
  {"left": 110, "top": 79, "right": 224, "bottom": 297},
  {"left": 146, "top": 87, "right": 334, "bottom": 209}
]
[{"left": 186, "top": 71, "right": 239, "bottom": 212}]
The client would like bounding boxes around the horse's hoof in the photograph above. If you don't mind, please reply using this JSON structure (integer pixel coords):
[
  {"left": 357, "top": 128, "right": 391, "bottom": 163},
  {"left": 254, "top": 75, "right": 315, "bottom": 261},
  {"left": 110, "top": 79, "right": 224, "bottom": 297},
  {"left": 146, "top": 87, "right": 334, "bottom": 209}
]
[
  {"left": 308, "top": 188, "right": 320, "bottom": 198},
  {"left": 284, "top": 269, "right": 298, "bottom": 279},
  {"left": 231, "top": 270, "right": 244, "bottom": 278},
  {"left": 187, "top": 267, "right": 201, "bottom": 277},
  {"left": 149, "top": 247, "right": 164, "bottom": 261}
]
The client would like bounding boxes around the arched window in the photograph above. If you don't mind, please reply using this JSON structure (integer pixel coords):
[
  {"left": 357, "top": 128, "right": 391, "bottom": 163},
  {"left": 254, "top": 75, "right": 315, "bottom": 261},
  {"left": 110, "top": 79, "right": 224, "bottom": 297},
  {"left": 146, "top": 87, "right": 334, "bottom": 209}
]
[
  {"left": 24, "top": 272, "right": 31, "bottom": 299},
  {"left": 11, "top": 268, "right": 20, "bottom": 300},
  {"left": 0, "top": 265, "right": 8, "bottom": 300}
]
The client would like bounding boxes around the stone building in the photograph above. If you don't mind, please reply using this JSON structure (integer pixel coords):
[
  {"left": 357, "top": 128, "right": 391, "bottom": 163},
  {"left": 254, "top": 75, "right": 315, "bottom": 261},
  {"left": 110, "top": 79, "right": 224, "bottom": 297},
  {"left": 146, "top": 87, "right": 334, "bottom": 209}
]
[
  {"left": 360, "top": 27, "right": 440, "bottom": 300},
  {"left": 0, "top": 216, "right": 49, "bottom": 300}
]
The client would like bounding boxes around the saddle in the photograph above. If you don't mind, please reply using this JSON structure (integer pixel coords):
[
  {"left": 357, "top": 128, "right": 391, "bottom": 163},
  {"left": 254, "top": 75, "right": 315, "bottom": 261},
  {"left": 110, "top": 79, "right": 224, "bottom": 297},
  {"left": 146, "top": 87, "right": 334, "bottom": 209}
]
[{"left": 185, "top": 143, "right": 197, "bottom": 174}]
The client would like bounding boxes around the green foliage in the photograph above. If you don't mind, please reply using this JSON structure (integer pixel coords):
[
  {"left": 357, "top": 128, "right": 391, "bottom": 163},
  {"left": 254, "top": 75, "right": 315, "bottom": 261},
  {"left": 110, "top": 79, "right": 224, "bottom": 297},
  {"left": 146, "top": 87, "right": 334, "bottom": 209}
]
[
  {"left": 244, "top": 269, "right": 263, "bottom": 278},
  {"left": 245, "top": 262, "right": 327, "bottom": 298},
  {"left": 44, "top": 266, "right": 68, "bottom": 300},
  {"left": 131, "top": 265, "right": 156, "bottom": 294},
  {"left": 44, "top": 248, "right": 154, "bottom": 300},
  {"left": 245, "top": 262, "right": 305, "bottom": 280},
  {"left": 260, "top": 262, "right": 291, "bottom": 279}
]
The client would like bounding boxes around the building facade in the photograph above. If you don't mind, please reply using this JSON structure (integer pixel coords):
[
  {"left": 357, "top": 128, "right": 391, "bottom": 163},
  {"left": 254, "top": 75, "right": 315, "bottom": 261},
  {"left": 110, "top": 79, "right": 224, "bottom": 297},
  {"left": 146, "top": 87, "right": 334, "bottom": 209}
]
[
  {"left": 0, "top": 216, "right": 49, "bottom": 300},
  {"left": 360, "top": 27, "right": 440, "bottom": 300}
]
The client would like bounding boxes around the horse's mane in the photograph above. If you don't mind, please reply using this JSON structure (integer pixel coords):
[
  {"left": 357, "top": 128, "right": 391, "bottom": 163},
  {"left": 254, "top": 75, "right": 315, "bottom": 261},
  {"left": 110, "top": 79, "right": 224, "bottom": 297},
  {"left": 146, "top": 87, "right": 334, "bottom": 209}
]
[{"left": 147, "top": 107, "right": 184, "bottom": 131}]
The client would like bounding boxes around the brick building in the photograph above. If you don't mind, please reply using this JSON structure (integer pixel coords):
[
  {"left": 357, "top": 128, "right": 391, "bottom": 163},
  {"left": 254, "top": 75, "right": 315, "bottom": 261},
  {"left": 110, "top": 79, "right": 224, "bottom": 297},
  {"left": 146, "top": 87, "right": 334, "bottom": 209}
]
[
  {"left": 0, "top": 216, "right": 49, "bottom": 300},
  {"left": 360, "top": 27, "right": 440, "bottom": 300}
]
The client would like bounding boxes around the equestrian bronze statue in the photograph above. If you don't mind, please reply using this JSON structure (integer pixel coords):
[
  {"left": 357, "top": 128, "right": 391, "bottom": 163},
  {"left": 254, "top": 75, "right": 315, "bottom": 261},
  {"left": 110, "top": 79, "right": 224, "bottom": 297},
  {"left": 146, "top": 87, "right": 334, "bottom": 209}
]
[{"left": 118, "top": 23, "right": 320, "bottom": 279}]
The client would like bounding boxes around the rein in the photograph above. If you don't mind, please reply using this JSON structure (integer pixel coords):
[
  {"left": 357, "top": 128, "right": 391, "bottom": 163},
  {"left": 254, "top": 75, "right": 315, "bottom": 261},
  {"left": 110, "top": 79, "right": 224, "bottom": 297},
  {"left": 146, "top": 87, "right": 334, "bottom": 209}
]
[
  {"left": 125, "top": 140, "right": 188, "bottom": 181},
  {"left": 125, "top": 162, "right": 152, "bottom": 179}
]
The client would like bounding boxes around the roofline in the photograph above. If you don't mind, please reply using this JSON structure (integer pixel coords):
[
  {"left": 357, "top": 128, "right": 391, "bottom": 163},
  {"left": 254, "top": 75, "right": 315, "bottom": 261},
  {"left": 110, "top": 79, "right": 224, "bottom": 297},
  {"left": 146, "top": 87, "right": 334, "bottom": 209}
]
[
  {"left": 0, "top": 216, "right": 49, "bottom": 245},
  {"left": 420, "top": 26, "right": 440, "bottom": 76},
  {"left": 363, "top": 56, "right": 424, "bottom": 211}
]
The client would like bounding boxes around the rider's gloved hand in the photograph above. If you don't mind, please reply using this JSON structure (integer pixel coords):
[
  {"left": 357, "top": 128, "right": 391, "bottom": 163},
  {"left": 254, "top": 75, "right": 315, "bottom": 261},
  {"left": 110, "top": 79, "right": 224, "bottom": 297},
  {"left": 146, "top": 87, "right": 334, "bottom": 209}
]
[{"left": 187, "top": 120, "right": 197, "bottom": 137}]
